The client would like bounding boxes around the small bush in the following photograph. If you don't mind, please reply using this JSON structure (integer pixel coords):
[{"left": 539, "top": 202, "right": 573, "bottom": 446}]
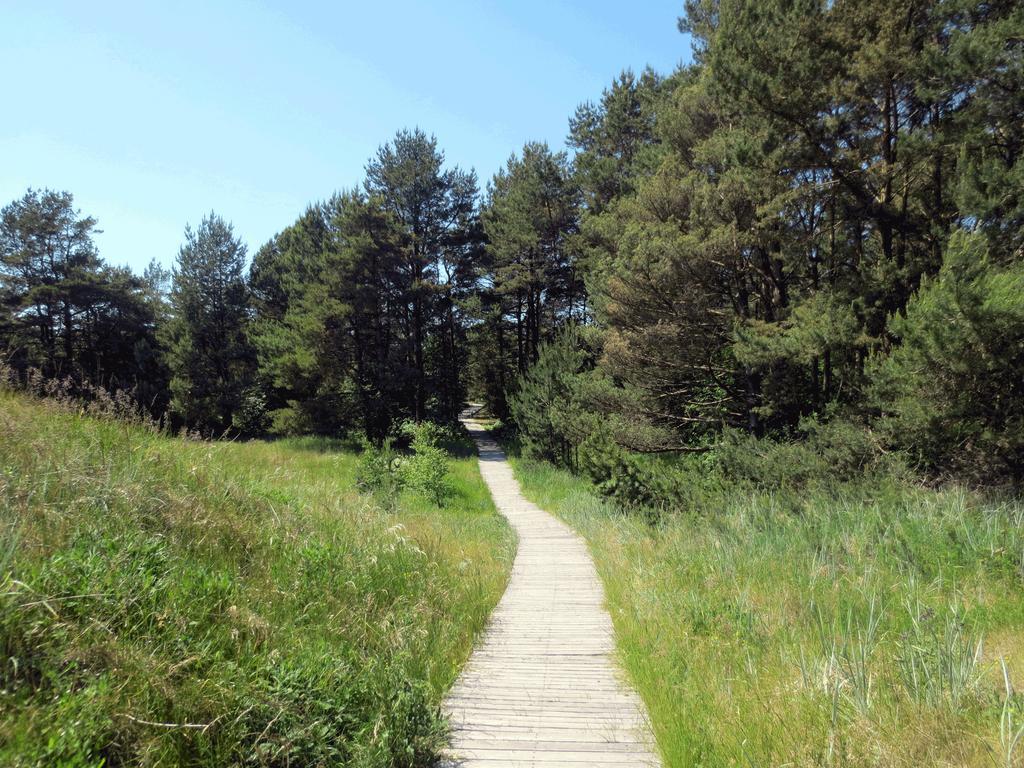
[
  {"left": 401, "top": 422, "right": 453, "bottom": 507},
  {"left": 578, "top": 429, "right": 681, "bottom": 512},
  {"left": 231, "top": 386, "right": 271, "bottom": 436},
  {"left": 714, "top": 417, "right": 893, "bottom": 491},
  {"left": 355, "top": 423, "right": 455, "bottom": 507},
  {"left": 510, "top": 326, "right": 596, "bottom": 468},
  {"left": 402, "top": 420, "right": 455, "bottom": 450},
  {"left": 356, "top": 438, "right": 405, "bottom": 508}
]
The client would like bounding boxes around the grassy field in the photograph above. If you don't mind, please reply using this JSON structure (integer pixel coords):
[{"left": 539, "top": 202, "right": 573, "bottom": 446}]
[
  {"left": 509, "top": 452, "right": 1024, "bottom": 767},
  {"left": 0, "top": 392, "right": 514, "bottom": 767}
]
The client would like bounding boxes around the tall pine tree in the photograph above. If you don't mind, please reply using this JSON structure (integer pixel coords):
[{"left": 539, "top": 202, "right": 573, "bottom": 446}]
[
  {"left": 365, "top": 128, "right": 481, "bottom": 421},
  {"left": 0, "top": 189, "right": 166, "bottom": 409},
  {"left": 167, "top": 213, "right": 254, "bottom": 435}
]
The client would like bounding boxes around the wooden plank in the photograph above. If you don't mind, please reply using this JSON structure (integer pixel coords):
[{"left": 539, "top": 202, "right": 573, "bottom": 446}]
[{"left": 441, "top": 412, "right": 661, "bottom": 767}]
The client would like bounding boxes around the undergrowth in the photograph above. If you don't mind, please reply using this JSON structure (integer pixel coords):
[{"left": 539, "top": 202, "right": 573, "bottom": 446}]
[{"left": 0, "top": 392, "right": 514, "bottom": 767}]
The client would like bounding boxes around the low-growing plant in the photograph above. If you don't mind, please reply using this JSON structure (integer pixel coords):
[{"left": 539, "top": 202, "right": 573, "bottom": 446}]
[
  {"left": 714, "top": 417, "right": 893, "bottom": 491},
  {"left": 402, "top": 421, "right": 454, "bottom": 507},
  {"left": 356, "top": 437, "right": 405, "bottom": 508},
  {"left": 0, "top": 392, "right": 513, "bottom": 767},
  {"left": 896, "top": 596, "right": 983, "bottom": 708},
  {"left": 811, "top": 594, "right": 883, "bottom": 716},
  {"left": 355, "top": 422, "right": 456, "bottom": 508},
  {"left": 0, "top": 362, "right": 159, "bottom": 428},
  {"left": 999, "top": 659, "right": 1024, "bottom": 768}
]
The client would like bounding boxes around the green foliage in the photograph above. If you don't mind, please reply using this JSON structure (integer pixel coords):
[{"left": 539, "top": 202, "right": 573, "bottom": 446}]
[
  {"left": 508, "top": 326, "right": 593, "bottom": 468},
  {"left": 568, "top": 68, "right": 668, "bottom": 212},
  {"left": 509, "top": 389, "right": 906, "bottom": 515},
  {"left": 548, "top": 0, "right": 1024, "bottom": 484},
  {"left": 873, "top": 231, "right": 1024, "bottom": 480},
  {"left": 356, "top": 437, "right": 405, "bottom": 508},
  {"left": 166, "top": 213, "right": 255, "bottom": 436},
  {"left": 576, "top": 430, "right": 682, "bottom": 513},
  {"left": 0, "top": 392, "right": 512, "bottom": 767},
  {"left": 401, "top": 421, "right": 454, "bottom": 507},
  {"left": 231, "top": 385, "right": 272, "bottom": 437},
  {"left": 249, "top": 194, "right": 406, "bottom": 440},
  {"left": 713, "top": 417, "right": 893, "bottom": 491},
  {"left": 0, "top": 189, "right": 168, "bottom": 414},
  {"left": 561, "top": 415, "right": 896, "bottom": 515},
  {"left": 481, "top": 142, "right": 583, "bottom": 384},
  {"left": 510, "top": 451, "right": 1024, "bottom": 767},
  {"left": 366, "top": 129, "right": 481, "bottom": 423},
  {"left": 733, "top": 292, "right": 864, "bottom": 369},
  {"left": 356, "top": 421, "right": 456, "bottom": 508},
  {"left": 249, "top": 131, "right": 481, "bottom": 439}
]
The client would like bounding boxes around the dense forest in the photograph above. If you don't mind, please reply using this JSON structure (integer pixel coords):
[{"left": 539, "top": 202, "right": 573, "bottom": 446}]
[{"left": 3, "top": 0, "right": 1022, "bottom": 487}]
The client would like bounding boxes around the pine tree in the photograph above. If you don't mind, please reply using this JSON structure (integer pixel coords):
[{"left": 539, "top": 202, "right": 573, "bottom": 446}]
[
  {"left": 509, "top": 326, "right": 591, "bottom": 467},
  {"left": 566, "top": 0, "right": 1023, "bottom": 458},
  {"left": 0, "top": 189, "right": 166, "bottom": 409},
  {"left": 248, "top": 192, "right": 413, "bottom": 440},
  {"left": 166, "top": 213, "right": 254, "bottom": 435},
  {"left": 247, "top": 202, "right": 335, "bottom": 431},
  {"left": 325, "top": 193, "right": 409, "bottom": 440},
  {"left": 0, "top": 189, "right": 102, "bottom": 377},
  {"left": 365, "top": 128, "right": 481, "bottom": 421},
  {"left": 872, "top": 231, "right": 1024, "bottom": 480},
  {"left": 569, "top": 68, "right": 667, "bottom": 213},
  {"left": 482, "top": 142, "right": 582, "bottom": 380}
]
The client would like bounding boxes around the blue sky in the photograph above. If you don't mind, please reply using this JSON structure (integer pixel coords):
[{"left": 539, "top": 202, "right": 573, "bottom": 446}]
[{"left": 1, "top": 1, "right": 691, "bottom": 272}]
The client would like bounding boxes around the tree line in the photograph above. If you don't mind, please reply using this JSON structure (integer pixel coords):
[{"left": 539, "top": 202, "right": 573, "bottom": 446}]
[
  {"left": 2, "top": 0, "right": 1022, "bottom": 483},
  {"left": 512, "top": 0, "right": 1023, "bottom": 484}
]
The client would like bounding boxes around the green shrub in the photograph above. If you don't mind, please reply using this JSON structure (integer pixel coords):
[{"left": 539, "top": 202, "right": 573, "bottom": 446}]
[
  {"left": 231, "top": 386, "right": 271, "bottom": 436},
  {"left": 509, "top": 326, "right": 596, "bottom": 468},
  {"left": 714, "top": 417, "right": 890, "bottom": 491},
  {"left": 571, "top": 414, "right": 896, "bottom": 515},
  {"left": 269, "top": 403, "right": 313, "bottom": 436},
  {"left": 578, "top": 428, "right": 681, "bottom": 512},
  {"left": 356, "top": 422, "right": 455, "bottom": 507},
  {"left": 356, "top": 438, "right": 405, "bottom": 508},
  {"left": 871, "top": 231, "right": 1024, "bottom": 482},
  {"left": 402, "top": 420, "right": 453, "bottom": 450},
  {"left": 401, "top": 422, "right": 453, "bottom": 507}
]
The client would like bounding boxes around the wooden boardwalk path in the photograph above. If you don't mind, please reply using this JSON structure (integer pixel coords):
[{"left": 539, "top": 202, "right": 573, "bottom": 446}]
[{"left": 442, "top": 412, "right": 660, "bottom": 767}]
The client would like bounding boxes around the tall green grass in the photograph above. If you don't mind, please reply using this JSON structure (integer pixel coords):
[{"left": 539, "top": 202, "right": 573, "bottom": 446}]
[
  {"left": 0, "top": 392, "right": 514, "bottom": 767},
  {"left": 509, "top": 454, "right": 1024, "bottom": 767}
]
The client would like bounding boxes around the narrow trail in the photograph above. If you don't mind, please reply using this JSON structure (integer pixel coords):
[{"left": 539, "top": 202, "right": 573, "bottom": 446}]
[{"left": 442, "top": 411, "right": 660, "bottom": 767}]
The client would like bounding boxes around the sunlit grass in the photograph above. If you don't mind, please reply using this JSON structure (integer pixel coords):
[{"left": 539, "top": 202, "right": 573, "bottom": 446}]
[
  {"left": 509, "top": 452, "right": 1024, "bottom": 768},
  {"left": 0, "top": 392, "right": 514, "bottom": 767}
]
